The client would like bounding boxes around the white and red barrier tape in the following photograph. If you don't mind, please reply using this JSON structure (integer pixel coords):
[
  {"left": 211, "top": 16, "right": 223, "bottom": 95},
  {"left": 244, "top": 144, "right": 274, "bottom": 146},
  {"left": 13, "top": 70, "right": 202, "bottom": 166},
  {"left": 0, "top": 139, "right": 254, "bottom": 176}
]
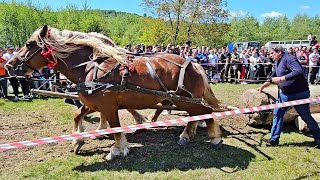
[{"left": 1, "top": 96, "right": 320, "bottom": 152}]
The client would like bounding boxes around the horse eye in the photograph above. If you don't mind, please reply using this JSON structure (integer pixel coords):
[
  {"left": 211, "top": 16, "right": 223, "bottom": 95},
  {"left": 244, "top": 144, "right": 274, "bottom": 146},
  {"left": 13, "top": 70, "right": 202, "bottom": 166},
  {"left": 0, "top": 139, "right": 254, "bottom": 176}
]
[{"left": 26, "top": 42, "right": 31, "bottom": 48}]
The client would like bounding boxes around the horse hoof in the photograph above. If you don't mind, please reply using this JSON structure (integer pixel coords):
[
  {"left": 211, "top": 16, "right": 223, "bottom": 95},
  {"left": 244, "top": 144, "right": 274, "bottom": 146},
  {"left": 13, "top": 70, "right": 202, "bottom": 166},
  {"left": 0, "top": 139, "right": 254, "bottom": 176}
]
[
  {"left": 177, "top": 138, "right": 189, "bottom": 146},
  {"left": 73, "top": 140, "right": 85, "bottom": 154},
  {"left": 104, "top": 151, "right": 123, "bottom": 161},
  {"left": 211, "top": 140, "right": 223, "bottom": 150},
  {"left": 105, "top": 153, "right": 117, "bottom": 161},
  {"left": 197, "top": 121, "right": 207, "bottom": 128}
]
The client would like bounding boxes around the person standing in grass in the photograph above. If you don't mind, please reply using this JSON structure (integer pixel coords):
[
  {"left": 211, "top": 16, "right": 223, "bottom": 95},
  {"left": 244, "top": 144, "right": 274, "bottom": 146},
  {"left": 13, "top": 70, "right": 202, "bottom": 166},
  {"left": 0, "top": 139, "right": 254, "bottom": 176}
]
[{"left": 257, "top": 45, "right": 320, "bottom": 148}]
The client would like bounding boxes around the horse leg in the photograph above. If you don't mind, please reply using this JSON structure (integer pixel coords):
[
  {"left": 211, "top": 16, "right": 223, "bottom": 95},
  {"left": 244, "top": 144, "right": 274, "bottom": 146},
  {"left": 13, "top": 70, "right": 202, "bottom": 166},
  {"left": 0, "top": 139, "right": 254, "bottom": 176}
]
[
  {"left": 147, "top": 100, "right": 172, "bottom": 122},
  {"left": 204, "top": 119, "right": 222, "bottom": 148},
  {"left": 101, "top": 110, "right": 130, "bottom": 161},
  {"left": 147, "top": 109, "right": 163, "bottom": 122},
  {"left": 178, "top": 121, "right": 198, "bottom": 146},
  {"left": 127, "top": 109, "right": 147, "bottom": 124},
  {"left": 72, "top": 105, "right": 94, "bottom": 154},
  {"left": 175, "top": 102, "right": 222, "bottom": 147}
]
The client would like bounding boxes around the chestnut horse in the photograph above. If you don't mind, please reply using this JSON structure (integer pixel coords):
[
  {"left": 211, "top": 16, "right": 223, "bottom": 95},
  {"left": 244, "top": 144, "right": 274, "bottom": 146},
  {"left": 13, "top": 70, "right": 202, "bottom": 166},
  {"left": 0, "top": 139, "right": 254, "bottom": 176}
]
[
  {"left": 6, "top": 25, "right": 223, "bottom": 160},
  {"left": 69, "top": 33, "right": 170, "bottom": 154}
]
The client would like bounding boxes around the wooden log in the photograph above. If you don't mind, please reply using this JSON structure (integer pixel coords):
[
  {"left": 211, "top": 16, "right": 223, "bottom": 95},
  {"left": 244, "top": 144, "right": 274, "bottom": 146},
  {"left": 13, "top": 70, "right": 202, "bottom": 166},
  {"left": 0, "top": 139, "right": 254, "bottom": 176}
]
[
  {"left": 295, "top": 113, "right": 320, "bottom": 131},
  {"left": 241, "top": 85, "right": 320, "bottom": 126}
]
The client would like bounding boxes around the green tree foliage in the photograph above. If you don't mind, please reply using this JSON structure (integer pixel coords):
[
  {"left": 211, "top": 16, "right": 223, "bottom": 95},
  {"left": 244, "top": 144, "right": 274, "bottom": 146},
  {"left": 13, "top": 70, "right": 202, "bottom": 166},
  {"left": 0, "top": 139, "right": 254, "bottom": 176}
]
[
  {"left": 142, "top": 0, "right": 228, "bottom": 45},
  {"left": 257, "top": 16, "right": 291, "bottom": 43},
  {"left": 106, "top": 13, "right": 145, "bottom": 46},
  {"left": 288, "top": 14, "right": 312, "bottom": 40},
  {"left": 227, "top": 16, "right": 259, "bottom": 43}
]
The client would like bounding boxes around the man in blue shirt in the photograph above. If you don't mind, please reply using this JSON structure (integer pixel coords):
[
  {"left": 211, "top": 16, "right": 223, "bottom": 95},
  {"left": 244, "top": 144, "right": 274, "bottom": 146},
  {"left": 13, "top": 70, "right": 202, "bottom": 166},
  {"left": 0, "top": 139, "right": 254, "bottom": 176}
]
[{"left": 257, "top": 45, "right": 320, "bottom": 148}]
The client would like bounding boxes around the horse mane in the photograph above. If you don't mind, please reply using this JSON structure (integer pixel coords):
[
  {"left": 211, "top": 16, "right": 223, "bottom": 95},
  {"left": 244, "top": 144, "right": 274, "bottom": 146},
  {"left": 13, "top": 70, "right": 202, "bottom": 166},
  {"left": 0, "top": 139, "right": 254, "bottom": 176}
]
[{"left": 30, "top": 27, "right": 127, "bottom": 64}]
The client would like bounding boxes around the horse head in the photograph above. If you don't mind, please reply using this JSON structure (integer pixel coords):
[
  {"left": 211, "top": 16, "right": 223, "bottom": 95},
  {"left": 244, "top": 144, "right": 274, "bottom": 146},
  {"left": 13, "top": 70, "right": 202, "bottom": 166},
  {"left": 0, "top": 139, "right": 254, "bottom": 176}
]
[{"left": 5, "top": 25, "right": 55, "bottom": 77}]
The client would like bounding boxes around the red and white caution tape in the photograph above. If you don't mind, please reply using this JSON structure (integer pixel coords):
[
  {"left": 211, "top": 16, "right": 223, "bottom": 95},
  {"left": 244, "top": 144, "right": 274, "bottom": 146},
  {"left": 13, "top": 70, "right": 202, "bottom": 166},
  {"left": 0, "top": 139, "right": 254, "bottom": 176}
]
[{"left": 1, "top": 96, "right": 320, "bottom": 152}]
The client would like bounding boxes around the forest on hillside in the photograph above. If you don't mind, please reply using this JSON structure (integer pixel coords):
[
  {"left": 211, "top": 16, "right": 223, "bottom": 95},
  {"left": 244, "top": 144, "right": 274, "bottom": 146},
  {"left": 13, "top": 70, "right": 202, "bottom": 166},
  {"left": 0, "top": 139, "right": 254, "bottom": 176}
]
[{"left": 0, "top": 1, "right": 319, "bottom": 48}]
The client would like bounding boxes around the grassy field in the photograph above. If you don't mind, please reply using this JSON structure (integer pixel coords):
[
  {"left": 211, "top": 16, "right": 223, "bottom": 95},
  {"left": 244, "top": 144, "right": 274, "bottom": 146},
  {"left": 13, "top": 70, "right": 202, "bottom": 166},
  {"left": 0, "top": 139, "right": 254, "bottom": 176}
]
[{"left": 0, "top": 84, "right": 319, "bottom": 180}]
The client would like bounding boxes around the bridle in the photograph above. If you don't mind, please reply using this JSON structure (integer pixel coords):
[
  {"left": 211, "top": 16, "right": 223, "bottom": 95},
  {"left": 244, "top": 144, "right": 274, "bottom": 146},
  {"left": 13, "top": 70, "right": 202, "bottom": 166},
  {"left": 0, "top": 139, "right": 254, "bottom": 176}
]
[
  {"left": 8, "top": 28, "right": 58, "bottom": 75},
  {"left": 14, "top": 47, "right": 43, "bottom": 73}
]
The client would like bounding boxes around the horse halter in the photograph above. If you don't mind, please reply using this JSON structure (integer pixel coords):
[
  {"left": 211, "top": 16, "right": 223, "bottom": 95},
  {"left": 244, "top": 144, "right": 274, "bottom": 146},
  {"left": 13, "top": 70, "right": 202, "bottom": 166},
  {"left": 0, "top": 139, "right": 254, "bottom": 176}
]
[
  {"left": 12, "top": 30, "right": 57, "bottom": 74},
  {"left": 13, "top": 47, "right": 43, "bottom": 73}
]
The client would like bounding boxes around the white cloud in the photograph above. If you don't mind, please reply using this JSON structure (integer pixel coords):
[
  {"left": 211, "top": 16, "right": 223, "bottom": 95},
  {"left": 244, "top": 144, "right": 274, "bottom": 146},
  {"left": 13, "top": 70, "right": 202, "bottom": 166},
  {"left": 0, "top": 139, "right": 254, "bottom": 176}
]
[
  {"left": 229, "top": 10, "right": 247, "bottom": 17},
  {"left": 261, "top": 11, "right": 283, "bottom": 18},
  {"left": 300, "top": 5, "right": 310, "bottom": 10}
]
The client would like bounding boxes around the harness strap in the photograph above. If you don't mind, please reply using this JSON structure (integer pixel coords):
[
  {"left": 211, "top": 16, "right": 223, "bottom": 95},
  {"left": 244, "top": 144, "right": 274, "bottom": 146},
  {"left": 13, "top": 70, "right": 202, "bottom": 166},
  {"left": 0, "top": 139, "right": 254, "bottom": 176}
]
[
  {"left": 72, "top": 60, "right": 92, "bottom": 69},
  {"left": 174, "top": 59, "right": 191, "bottom": 95},
  {"left": 156, "top": 56, "right": 184, "bottom": 67},
  {"left": 93, "top": 62, "right": 98, "bottom": 80},
  {"left": 120, "top": 67, "right": 129, "bottom": 90},
  {"left": 143, "top": 57, "right": 169, "bottom": 92},
  {"left": 94, "top": 63, "right": 121, "bottom": 81}
]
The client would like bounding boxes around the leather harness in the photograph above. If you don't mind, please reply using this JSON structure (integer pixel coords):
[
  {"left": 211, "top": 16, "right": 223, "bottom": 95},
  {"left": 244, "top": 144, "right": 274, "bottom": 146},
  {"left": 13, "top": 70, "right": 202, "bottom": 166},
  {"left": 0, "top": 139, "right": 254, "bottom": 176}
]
[{"left": 76, "top": 53, "right": 202, "bottom": 104}]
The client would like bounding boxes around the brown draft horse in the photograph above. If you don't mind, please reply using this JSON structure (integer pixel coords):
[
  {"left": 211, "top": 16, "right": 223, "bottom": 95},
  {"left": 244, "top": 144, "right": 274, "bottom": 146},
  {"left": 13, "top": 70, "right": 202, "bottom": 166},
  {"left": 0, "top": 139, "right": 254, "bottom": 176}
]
[
  {"left": 6, "top": 25, "right": 223, "bottom": 161},
  {"left": 68, "top": 33, "right": 171, "bottom": 153}
]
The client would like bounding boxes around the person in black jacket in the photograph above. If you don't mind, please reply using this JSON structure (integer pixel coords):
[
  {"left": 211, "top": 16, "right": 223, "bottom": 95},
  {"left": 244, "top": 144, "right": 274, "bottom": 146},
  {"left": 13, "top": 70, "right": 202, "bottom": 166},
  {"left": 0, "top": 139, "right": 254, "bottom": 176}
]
[{"left": 257, "top": 45, "right": 320, "bottom": 148}]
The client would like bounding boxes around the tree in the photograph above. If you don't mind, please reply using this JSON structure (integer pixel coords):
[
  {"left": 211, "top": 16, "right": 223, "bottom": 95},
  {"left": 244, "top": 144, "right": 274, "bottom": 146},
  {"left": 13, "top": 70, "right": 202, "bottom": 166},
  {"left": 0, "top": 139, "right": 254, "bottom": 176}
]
[
  {"left": 288, "top": 14, "right": 312, "bottom": 40},
  {"left": 143, "top": 0, "right": 228, "bottom": 45},
  {"left": 227, "top": 16, "right": 259, "bottom": 43}
]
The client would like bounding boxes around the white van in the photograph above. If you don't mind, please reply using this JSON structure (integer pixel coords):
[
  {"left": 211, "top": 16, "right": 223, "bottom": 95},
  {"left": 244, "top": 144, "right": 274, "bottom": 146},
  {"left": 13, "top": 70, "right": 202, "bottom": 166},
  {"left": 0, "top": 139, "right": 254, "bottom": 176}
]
[{"left": 264, "top": 40, "right": 311, "bottom": 49}]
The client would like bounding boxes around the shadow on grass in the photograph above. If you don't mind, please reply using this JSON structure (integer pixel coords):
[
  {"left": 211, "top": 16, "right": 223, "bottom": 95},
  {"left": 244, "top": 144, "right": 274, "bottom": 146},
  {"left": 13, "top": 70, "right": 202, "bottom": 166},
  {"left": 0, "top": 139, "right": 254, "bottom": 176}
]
[
  {"left": 246, "top": 123, "right": 317, "bottom": 148},
  {"left": 293, "top": 171, "right": 320, "bottom": 180},
  {"left": 73, "top": 127, "right": 256, "bottom": 173},
  {"left": 280, "top": 141, "right": 316, "bottom": 148}
]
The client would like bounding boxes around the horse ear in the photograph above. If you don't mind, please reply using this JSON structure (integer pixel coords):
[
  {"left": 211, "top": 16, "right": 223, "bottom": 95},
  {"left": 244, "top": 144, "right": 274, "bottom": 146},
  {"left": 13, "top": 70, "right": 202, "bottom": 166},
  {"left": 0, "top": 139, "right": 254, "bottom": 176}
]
[{"left": 40, "top": 25, "right": 48, "bottom": 38}]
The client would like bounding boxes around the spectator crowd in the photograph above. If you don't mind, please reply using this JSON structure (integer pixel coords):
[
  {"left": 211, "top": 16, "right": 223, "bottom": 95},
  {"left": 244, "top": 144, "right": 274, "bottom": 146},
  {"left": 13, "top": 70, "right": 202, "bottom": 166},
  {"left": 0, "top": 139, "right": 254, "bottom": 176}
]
[{"left": 126, "top": 41, "right": 320, "bottom": 85}]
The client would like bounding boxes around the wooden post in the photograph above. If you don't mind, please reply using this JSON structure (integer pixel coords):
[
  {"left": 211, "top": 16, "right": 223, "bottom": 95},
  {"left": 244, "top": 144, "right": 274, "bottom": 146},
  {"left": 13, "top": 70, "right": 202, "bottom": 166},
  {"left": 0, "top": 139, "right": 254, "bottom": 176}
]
[
  {"left": 31, "top": 89, "right": 80, "bottom": 100},
  {"left": 30, "top": 89, "right": 181, "bottom": 110}
]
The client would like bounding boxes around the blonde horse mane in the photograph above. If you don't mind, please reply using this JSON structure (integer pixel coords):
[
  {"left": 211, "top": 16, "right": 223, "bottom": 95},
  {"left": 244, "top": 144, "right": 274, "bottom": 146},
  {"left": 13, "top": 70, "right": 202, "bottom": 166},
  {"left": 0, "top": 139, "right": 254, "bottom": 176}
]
[{"left": 30, "top": 27, "right": 127, "bottom": 64}]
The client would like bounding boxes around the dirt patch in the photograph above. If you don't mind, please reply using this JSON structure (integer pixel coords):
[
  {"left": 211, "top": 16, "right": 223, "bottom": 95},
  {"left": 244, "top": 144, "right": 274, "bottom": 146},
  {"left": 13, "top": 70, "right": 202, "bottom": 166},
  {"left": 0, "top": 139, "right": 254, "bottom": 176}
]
[{"left": 0, "top": 108, "right": 256, "bottom": 173}]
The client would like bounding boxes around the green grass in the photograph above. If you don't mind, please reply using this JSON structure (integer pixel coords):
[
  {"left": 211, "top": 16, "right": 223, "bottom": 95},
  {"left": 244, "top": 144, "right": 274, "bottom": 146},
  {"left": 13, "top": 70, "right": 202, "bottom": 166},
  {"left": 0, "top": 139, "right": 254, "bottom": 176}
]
[
  {"left": 0, "top": 98, "right": 77, "bottom": 125},
  {"left": 2, "top": 132, "right": 319, "bottom": 180},
  {"left": 0, "top": 84, "right": 319, "bottom": 180}
]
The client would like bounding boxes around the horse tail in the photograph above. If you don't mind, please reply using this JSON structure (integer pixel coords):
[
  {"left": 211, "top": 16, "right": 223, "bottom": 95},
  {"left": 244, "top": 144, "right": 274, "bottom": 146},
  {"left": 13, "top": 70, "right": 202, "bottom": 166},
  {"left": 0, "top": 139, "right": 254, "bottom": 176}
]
[{"left": 193, "top": 63, "right": 224, "bottom": 111}]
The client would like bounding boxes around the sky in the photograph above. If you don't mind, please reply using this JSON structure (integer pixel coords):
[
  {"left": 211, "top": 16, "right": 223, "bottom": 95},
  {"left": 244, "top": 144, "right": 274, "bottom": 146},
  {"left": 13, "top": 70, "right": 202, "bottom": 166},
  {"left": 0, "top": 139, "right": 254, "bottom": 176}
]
[{"left": 8, "top": 0, "right": 320, "bottom": 21}]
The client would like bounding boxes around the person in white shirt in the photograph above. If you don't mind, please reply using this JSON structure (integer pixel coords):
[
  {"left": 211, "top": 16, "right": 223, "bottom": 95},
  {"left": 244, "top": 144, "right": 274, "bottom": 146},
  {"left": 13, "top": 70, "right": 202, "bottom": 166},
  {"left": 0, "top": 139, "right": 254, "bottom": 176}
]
[
  {"left": 308, "top": 47, "right": 319, "bottom": 84},
  {"left": 3, "top": 45, "right": 33, "bottom": 101},
  {"left": 208, "top": 49, "right": 218, "bottom": 80}
]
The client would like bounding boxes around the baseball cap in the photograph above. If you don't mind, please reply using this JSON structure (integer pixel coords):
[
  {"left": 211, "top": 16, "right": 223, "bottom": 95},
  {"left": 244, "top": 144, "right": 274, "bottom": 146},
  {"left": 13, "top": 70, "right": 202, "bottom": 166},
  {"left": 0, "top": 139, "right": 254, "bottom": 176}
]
[{"left": 6, "top": 44, "right": 14, "bottom": 50}]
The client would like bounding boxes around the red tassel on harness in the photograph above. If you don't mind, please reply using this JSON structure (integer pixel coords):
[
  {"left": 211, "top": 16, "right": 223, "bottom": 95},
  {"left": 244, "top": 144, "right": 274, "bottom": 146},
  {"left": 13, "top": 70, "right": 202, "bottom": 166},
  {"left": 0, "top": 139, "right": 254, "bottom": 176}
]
[
  {"left": 40, "top": 45, "right": 57, "bottom": 69},
  {"left": 119, "top": 64, "right": 135, "bottom": 73}
]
